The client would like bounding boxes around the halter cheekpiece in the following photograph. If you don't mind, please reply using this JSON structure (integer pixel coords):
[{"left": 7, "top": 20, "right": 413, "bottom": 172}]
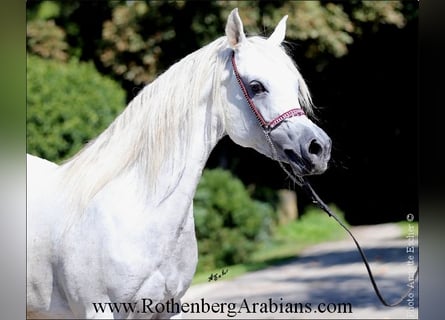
[{"left": 231, "top": 52, "right": 305, "bottom": 131}]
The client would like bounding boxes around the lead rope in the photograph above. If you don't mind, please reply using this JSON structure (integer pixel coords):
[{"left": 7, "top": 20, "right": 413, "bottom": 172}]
[
  {"left": 262, "top": 128, "right": 418, "bottom": 307},
  {"left": 231, "top": 51, "right": 418, "bottom": 306}
]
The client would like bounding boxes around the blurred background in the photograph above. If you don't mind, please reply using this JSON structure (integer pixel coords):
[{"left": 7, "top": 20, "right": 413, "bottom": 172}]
[{"left": 26, "top": 1, "right": 418, "bottom": 273}]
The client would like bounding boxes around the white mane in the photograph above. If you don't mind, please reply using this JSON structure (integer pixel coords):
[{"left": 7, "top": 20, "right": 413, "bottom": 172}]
[{"left": 58, "top": 36, "right": 313, "bottom": 215}]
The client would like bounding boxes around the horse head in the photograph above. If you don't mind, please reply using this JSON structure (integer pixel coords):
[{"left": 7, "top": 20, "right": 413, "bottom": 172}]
[{"left": 222, "top": 9, "right": 331, "bottom": 177}]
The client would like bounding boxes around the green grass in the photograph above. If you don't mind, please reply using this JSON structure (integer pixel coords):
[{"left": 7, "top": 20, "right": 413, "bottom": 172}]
[
  {"left": 397, "top": 220, "right": 418, "bottom": 238},
  {"left": 192, "top": 204, "right": 348, "bottom": 284}
]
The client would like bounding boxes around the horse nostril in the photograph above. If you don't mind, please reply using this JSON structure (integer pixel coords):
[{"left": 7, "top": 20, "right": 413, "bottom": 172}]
[{"left": 308, "top": 139, "right": 323, "bottom": 157}]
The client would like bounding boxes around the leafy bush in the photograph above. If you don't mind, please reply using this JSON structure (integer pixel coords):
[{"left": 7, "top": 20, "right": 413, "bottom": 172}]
[
  {"left": 194, "top": 169, "right": 275, "bottom": 272},
  {"left": 277, "top": 204, "right": 347, "bottom": 244},
  {"left": 27, "top": 54, "right": 126, "bottom": 162}
]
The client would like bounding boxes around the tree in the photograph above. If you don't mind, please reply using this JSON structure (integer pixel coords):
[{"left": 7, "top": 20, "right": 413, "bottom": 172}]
[{"left": 26, "top": 1, "right": 416, "bottom": 95}]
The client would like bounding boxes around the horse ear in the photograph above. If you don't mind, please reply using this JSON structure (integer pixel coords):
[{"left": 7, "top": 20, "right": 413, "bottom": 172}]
[
  {"left": 268, "top": 15, "right": 288, "bottom": 46},
  {"left": 225, "top": 8, "right": 247, "bottom": 48}
]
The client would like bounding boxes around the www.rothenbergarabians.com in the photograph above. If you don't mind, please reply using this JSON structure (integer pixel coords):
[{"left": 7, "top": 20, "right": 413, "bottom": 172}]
[{"left": 92, "top": 297, "right": 353, "bottom": 318}]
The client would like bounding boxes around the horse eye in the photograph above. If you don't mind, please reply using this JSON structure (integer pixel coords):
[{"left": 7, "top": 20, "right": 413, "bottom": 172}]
[{"left": 249, "top": 81, "right": 266, "bottom": 95}]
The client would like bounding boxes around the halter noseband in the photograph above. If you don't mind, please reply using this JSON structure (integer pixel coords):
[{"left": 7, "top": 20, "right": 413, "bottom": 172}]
[{"left": 231, "top": 52, "right": 305, "bottom": 131}]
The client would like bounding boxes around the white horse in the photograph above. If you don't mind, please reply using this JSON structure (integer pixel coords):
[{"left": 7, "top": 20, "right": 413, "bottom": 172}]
[{"left": 27, "top": 9, "right": 331, "bottom": 319}]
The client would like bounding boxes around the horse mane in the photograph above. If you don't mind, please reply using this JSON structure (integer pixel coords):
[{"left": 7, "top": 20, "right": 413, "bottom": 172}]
[
  {"left": 59, "top": 37, "right": 229, "bottom": 212},
  {"left": 58, "top": 35, "right": 313, "bottom": 215}
]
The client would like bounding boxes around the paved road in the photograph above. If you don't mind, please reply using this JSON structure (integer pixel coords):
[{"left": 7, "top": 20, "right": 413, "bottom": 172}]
[{"left": 181, "top": 223, "right": 418, "bottom": 319}]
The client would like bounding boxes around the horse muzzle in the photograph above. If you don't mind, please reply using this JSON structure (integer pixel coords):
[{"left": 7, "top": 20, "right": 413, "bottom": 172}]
[{"left": 273, "top": 123, "right": 332, "bottom": 176}]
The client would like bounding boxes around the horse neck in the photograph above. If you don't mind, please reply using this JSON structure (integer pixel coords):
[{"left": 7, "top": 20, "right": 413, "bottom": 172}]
[{"left": 59, "top": 40, "right": 227, "bottom": 211}]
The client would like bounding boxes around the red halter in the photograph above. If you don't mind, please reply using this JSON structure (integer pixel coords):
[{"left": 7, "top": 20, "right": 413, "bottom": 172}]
[{"left": 231, "top": 52, "right": 305, "bottom": 131}]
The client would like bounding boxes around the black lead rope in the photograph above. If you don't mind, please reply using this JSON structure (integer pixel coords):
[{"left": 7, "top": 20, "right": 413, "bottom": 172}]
[
  {"left": 231, "top": 52, "right": 418, "bottom": 307},
  {"left": 264, "top": 127, "right": 418, "bottom": 307},
  {"left": 262, "top": 125, "right": 418, "bottom": 307},
  {"left": 300, "top": 178, "right": 419, "bottom": 307}
]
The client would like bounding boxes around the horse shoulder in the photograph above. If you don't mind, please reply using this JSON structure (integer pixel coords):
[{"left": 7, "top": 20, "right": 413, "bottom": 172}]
[{"left": 84, "top": 178, "right": 197, "bottom": 304}]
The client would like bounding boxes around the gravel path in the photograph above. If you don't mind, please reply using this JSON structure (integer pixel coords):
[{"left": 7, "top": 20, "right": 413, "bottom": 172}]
[{"left": 181, "top": 223, "right": 418, "bottom": 319}]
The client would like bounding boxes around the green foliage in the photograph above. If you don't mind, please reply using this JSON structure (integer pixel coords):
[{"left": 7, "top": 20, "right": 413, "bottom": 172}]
[
  {"left": 27, "top": 54, "right": 126, "bottom": 162},
  {"left": 27, "top": 19, "right": 69, "bottom": 62},
  {"left": 353, "top": 1, "right": 405, "bottom": 27},
  {"left": 397, "top": 220, "right": 418, "bottom": 238},
  {"left": 35, "top": 1, "right": 61, "bottom": 20},
  {"left": 194, "top": 169, "right": 275, "bottom": 272},
  {"left": 277, "top": 204, "right": 347, "bottom": 244},
  {"left": 100, "top": 2, "right": 165, "bottom": 85},
  {"left": 97, "top": 1, "right": 411, "bottom": 84},
  {"left": 273, "top": 1, "right": 406, "bottom": 58},
  {"left": 26, "top": 1, "right": 416, "bottom": 89}
]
